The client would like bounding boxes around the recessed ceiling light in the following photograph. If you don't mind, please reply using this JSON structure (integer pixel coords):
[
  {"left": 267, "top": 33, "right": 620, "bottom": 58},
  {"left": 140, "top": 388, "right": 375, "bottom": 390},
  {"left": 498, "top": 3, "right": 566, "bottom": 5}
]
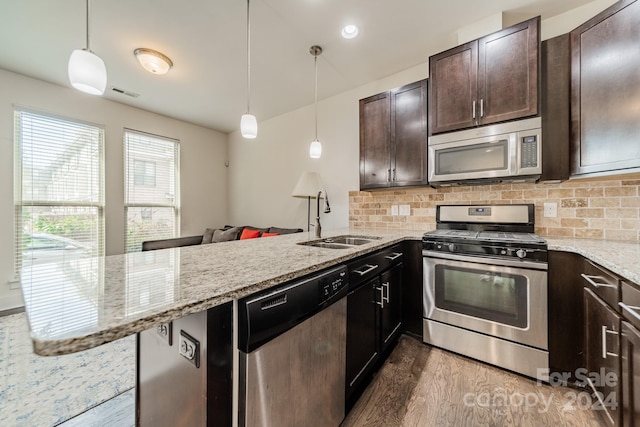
[{"left": 341, "top": 25, "right": 359, "bottom": 39}]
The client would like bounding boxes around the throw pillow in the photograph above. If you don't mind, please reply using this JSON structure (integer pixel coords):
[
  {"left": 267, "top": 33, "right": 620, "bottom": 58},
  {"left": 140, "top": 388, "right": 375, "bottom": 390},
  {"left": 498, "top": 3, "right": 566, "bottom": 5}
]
[
  {"left": 201, "top": 228, "right": 215, "bottom": 244},
  {"left": 212, "top": 227, "right": 241, "bottom": 243},
  {"left": 240, "top": 228, "right": 261, "bottom": 240},
  {"left": 261, "top": 232, "right": 280, "bottom": 238}
]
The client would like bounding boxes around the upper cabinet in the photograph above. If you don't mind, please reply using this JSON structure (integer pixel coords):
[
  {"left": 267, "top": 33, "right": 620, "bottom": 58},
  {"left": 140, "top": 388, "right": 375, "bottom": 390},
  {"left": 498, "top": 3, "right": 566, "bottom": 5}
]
[
  {"left": 359, "top": 79, "right": 428, "bottom": 190},
  {"left": 429, "top": 16, "right": 540, "bottom": 135},
  {"left": 570, "top": 0, "right": 640, "bottom": 176}
]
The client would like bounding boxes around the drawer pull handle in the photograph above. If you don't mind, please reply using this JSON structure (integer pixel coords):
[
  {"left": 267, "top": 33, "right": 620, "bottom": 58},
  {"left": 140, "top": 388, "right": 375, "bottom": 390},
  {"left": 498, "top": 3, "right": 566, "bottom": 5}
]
[
  {"left": 581, "top": 274, "right": 616, "bottom": 289},
  {"left": 385, "top": 253, "right": 402, "bottom": 261},
  {"left": 601, "top": 325, "right": 619, "bottom": 359},
  {"left": 619, "top": 303, "right": 640, "bottom": 322},
  {"left": 354, "top": 264, "right": 379, "bottom": 276}
]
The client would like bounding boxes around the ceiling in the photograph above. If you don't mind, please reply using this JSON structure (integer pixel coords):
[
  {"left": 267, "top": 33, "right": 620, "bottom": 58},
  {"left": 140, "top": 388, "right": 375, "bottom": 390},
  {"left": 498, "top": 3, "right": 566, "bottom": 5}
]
[{"left": 0, "top": 0, "right": 595, "bottom": 133}]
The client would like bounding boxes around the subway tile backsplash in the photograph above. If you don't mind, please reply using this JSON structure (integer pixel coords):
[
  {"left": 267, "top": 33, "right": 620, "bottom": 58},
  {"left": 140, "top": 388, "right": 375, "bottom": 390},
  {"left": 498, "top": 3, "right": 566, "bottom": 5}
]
[{"left": 349, "top": 179, "right": 640, "bottom": 242}]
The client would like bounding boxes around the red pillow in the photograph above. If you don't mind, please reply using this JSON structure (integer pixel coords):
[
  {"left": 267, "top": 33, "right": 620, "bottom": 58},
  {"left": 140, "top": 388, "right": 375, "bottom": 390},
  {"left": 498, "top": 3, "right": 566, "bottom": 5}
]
[
  {"left": 240, "top": 228, "right": 261, "bottom": 240},
  {"left": 261, "top": 232, "right": 280, "bottom": 238}
]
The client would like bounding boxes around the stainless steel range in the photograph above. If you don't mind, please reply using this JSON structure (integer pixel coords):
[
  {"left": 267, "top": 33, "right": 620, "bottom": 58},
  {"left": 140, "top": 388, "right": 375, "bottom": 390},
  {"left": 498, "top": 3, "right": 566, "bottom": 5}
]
[{"left": 422, "top": 204, "right": 548, "bottom": 380}]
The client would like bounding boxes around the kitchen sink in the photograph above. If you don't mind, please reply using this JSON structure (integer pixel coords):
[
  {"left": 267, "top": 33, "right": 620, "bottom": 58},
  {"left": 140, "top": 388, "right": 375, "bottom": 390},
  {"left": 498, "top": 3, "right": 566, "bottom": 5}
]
[{"left": 298, "top": 235, "right": 381, "bottom": 249}]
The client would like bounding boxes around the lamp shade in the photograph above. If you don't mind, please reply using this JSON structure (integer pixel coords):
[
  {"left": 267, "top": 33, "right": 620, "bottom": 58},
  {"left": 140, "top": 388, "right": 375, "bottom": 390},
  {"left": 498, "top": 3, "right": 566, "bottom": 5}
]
[
  {"left": 309, "top": 139, "right": 322, "bottom": 159},
  {"left": 241, "top": 113, "right": 258, "bottom": 139},
  {"left": 291, "top": 171, "right": 324, "bottom": 198},
  {"left": 68, "top": 49, "right": 107, "bottom": 95}
]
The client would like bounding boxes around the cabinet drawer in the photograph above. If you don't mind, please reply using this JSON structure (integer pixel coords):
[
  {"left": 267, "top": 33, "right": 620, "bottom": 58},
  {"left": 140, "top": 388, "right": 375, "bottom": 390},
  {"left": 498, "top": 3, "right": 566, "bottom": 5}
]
[
  {"left": 349, "top": 252, "right": 386, "bottom": 288},
  {"left": 621, "top": 281, "right": 640, "bottom": 330},
  {"left": 580, "top": 259, "right": 620, "bottom": 310}
]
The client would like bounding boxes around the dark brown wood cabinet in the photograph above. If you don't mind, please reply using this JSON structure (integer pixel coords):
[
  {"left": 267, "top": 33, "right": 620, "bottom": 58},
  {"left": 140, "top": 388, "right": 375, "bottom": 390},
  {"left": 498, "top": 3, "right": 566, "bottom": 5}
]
[
  {"left": 570, "top": 0, "right": 640, "bottom": 176},
  {"left": 429, "top": 16, "right": 539, "bottom": 135},
  {"left": 621, "top": 321, "right": 640, "bottom": 427},
  {"left": 584, "top": 287, "right": 621, "bottom": 426},
  {"left": 380, "top": 263, "right": 402, "bottom": 353},
  {"left": 359, "top": 80, "right": 428, "bottom": 190}
]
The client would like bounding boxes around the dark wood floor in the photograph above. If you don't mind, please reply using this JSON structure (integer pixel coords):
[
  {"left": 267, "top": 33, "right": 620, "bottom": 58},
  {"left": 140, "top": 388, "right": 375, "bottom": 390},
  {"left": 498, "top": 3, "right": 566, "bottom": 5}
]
[
  {"left": 343, "top": 335, "right": 604, "bottom": 427},
  {"left": 60, "top": 335, "right": 605, "bottom": 426}
]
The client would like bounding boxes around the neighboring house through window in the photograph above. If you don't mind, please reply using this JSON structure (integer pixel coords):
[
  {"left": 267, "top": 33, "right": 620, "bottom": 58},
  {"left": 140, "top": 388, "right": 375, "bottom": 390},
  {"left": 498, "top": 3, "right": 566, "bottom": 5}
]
[{"left": 124, "top": 129, "right": 180, "bottom": 253}]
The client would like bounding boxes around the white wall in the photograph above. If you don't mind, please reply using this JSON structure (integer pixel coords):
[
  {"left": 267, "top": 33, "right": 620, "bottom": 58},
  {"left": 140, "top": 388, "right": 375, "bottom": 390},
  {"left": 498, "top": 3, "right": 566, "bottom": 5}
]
[
  {"left": 0, "top": 69, "right": 228, "bottom": 310},
  {"left": 227, "top": 0, "right": 616, "bottom": 233}
]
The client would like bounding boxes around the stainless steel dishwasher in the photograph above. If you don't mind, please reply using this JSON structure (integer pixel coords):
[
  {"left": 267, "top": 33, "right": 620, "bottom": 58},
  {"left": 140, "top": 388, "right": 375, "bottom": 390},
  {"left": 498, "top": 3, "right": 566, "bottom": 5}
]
[{"left": 237, "top": 264, "right": 348, "bottom": 427}]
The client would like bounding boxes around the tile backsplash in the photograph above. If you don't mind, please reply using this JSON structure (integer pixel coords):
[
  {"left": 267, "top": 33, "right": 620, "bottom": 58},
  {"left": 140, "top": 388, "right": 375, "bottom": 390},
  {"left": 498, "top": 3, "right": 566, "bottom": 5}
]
[{"left": 349, "top": 179, "right": 640, "bottom": 242}]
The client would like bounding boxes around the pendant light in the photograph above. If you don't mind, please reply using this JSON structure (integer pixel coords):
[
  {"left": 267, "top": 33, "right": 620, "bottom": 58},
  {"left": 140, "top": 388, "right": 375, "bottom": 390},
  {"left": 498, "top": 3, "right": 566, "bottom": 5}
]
[
  {"left": 68, "top": 0, "right": 107, "bottom": 95},
  {"left": 309, "top": 45, "right": 323, "bottom": 159},
  {"left": 240, "top": 0, "right": 258, "bottom": 139}
]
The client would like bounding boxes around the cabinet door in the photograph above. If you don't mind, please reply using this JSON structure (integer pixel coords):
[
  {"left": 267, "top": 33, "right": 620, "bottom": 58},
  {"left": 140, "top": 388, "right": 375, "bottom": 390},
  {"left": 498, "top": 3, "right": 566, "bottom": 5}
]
[
  {"left": 584, "top": 287, "right": 621, "bottom": 426},
  {"left": 346, "top": 277, "right": 379, "bottom": 399},
  {"left": 621, "top": 321, "right": 640, "bottom": 427},
  {"left": 359, "top": 92, "right": 391, "bottom": 189},
  {"left": 391, "top": 80, "right": 428, "bottom": 187},
  {"left": 429, "top": 41, "right": 478, "bottom": 134},
  {"left": 379, "top": 263, "right": 403, "bottom": 353},
  {"left": 477, "top": 16, "right": 539, "bottom": 126},
  {"left": 571, "top": 0, "right": 640, "bottom": 176}
]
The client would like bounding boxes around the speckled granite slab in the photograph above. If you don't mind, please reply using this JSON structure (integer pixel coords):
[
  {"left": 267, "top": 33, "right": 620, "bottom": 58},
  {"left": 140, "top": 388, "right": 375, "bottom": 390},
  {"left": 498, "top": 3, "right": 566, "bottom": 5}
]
[
  {"left": 20, "top": 229, "right": 420, "bottom": 356},
  {"left": 20, "top": 228, "right": 640, "bottom": 357},
  {"left": 546, "top": 238, "right": 640, "bottom": 284}
]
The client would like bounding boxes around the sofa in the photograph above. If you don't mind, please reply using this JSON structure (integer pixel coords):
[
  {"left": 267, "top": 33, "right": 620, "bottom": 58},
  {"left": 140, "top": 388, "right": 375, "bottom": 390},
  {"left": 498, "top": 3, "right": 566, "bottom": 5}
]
[{"left": 141, "top": 225, "right": 303, "bottom": 251}]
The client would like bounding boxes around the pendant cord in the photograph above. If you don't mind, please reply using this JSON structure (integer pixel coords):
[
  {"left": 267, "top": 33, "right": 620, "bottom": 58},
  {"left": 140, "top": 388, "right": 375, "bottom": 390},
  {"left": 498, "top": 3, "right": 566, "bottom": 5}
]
[
  {"left": 314, "top": 54, "right": 318, "bottom": 140},
  {"left": 86, "top": 0, "right": 91, "bottom": 50},
  {"left": 246, "top": 0, "right": 251, "bottom": 114}
]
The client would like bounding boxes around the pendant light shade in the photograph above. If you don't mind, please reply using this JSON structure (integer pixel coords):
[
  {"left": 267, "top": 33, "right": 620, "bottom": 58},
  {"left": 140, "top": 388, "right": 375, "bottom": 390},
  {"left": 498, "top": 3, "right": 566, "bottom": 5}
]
[
  {"left": 68, "top": 49, "right": 107, "bottom": 95},
  {"left": 309, "top": 45, "right": 323, "bottom": 159},
  {"left": 68, "top": 0, "right": 106, "bottom": 95},
  {"left": 240, "top": 0, "right": 258, "bottom": 139},
  {"left": 241, "top": 113, "right": 258, "bottom": 139}
]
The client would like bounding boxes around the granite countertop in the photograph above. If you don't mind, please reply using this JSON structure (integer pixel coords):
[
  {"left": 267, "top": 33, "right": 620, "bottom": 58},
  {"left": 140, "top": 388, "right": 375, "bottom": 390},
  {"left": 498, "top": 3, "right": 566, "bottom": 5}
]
[
  {"left": 20, "top": 228, "right": 422, "bottom": 356},
  {"left": 19, "top": 228, "right": 640, "bottom": 356}
]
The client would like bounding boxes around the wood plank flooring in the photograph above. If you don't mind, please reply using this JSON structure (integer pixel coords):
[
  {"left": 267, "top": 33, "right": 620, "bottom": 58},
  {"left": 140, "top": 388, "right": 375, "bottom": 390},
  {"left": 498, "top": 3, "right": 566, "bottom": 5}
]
[
  {"left": 342, "top": 335, "right": 605, "bottom": 427},
  {"left": 59, "top": 335, "right": 605, "bottom": 426}
]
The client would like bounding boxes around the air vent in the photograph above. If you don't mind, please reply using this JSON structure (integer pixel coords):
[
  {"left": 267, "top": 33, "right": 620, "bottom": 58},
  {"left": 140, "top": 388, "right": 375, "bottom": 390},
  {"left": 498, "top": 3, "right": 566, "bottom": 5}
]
[
  {"left": 110, "top": 87, "right": 140, "bottom": 98},
  {"left": 261, "top": 295, "right": 287, "bottom": 310}
]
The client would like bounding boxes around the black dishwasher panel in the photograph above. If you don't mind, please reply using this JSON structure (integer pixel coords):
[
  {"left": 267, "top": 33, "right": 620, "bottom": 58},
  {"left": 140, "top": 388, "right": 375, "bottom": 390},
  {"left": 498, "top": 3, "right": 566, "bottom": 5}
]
[{"left": 238, "top": 264, "right": 348, "bottom": 353}]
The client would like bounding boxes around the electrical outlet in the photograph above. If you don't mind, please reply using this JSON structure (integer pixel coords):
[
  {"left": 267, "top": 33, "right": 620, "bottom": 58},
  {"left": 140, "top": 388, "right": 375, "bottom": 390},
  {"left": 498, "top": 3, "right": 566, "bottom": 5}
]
[
  {"left": 544, "top": 202, "right": 557, "bottom": 218},
  {"left": 391, "top": 205, "right": 399, "bottom": 216},
  {"left": 399, "top": 205, "right": 411, "bottom": 216},
  {"left": 179, "top": 330, "right": 200, "bottom": 368}
]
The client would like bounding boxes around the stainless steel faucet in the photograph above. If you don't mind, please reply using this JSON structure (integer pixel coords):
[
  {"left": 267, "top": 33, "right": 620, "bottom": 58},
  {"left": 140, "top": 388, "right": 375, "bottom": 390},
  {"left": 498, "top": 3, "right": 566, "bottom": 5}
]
[{"left": 314, "top": 189, "right": 331, "bottom": 238}]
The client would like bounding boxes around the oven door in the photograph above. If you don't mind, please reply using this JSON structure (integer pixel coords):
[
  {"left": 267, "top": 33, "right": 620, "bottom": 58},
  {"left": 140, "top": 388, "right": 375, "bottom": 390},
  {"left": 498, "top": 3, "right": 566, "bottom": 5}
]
[{"left": 423, "top": 251, "right": 547, "bottom": 350}]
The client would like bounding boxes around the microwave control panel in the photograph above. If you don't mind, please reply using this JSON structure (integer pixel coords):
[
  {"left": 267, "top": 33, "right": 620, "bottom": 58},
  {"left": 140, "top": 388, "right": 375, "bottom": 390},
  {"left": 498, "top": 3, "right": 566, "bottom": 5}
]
[{"left": 520, "top": 135, "right": 538, "bottom": 168}]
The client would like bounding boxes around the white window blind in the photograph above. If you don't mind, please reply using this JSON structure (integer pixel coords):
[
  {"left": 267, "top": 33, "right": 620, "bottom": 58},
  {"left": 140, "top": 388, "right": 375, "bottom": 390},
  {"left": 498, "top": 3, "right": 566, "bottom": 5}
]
[
  {"left": 14, "top": 109, "right": 105, "bottom": 334},
  {"left": 124, "top": 130, "right": 180, "bottom": 252}
]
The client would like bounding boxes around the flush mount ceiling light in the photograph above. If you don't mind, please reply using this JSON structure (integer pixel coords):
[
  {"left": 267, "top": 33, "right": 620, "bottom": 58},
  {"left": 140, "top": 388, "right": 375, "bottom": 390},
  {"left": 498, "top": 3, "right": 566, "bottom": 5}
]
[
  {"left": 309, "top": 45, "right": 323, "bottom": 159},
  {"left": 240, "top": 0, "right": 258, "bottom": 139},
  {"left": 341, "top": 24, "right": 359, "bottom": 39},
  {"left": 134, "top": 48, "right": 173, "bottom": 75},
  {"left": 68, "top": 0, "right": 107, "bottom": 95}
]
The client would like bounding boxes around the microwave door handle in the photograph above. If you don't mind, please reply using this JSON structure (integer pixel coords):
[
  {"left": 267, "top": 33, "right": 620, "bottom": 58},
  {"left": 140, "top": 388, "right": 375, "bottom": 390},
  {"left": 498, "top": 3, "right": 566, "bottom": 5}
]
[{"left": 509, "top": 133, "right": 518, "bottom": 175}]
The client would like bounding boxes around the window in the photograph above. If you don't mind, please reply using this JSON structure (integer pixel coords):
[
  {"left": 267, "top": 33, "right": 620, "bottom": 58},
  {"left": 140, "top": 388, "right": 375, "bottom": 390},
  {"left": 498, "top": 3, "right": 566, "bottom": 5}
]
[
  {"left": 14, "top": 109, "right": 105, "bottom": 273},
  {"left": 124, "top": 130, "right": 179, "bottom": 253}
]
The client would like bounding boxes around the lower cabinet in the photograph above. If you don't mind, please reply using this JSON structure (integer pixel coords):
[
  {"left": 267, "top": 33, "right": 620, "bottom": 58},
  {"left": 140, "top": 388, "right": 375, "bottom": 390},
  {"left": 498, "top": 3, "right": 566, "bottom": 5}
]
[
  {"left": 345, "top": 245, "right": 403, "bottom": 405},
  {"left": 621, "top": 320, "right": 640, "bottom": 427},
  {"left": 584, "top": 287, "right": 621, "bottom": 426}
]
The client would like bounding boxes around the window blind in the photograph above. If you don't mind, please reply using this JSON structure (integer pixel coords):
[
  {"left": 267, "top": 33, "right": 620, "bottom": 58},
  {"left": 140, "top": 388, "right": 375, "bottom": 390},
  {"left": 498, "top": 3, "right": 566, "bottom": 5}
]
[
  {"left": 124, "top": 130, "right": 180, "bottom": 252},
  {"left": 14, "top": 109, "right": 105, "bottom": 334}
]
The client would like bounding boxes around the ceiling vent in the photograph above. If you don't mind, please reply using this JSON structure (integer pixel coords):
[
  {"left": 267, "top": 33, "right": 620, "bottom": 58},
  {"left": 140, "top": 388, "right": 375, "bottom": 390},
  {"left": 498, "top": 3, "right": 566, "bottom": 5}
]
[{"left": 110, "top": 87, "right": 140, "bottom": 98}]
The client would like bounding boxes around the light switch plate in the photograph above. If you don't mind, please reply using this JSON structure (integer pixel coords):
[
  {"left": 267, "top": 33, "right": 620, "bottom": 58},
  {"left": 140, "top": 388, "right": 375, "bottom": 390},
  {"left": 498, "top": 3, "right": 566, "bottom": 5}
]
[
  {"left": 399, "top": 205, "right": 411, "bottom": 216},
  {"left": 543, "top": 202, "right": 557, "bottom": 218},
  {"left": 391, "top": 205, "right": 399, "bottom": 216}
]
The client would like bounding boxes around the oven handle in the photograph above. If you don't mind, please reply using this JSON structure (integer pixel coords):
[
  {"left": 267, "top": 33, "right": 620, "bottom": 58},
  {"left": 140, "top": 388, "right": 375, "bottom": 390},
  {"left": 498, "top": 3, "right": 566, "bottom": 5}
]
[{"left": 422, "top": 250, "right": 547, "bottom": 271}]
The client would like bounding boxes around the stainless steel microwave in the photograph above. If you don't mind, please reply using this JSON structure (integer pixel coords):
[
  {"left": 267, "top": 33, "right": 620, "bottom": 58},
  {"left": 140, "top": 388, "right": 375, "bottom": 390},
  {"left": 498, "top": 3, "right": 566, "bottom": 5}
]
[{"left": 428, "top": 117, "right": 542, "bottom": 186}]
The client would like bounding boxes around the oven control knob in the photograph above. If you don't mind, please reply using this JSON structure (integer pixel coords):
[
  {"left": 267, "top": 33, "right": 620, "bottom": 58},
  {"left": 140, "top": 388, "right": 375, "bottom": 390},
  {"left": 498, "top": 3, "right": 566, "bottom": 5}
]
[
  {"left": 516, "top": 249, "right": 527, "bottom": 259},
  {"left": 448, "top": 243, "right": 456, "bottom": 252}
]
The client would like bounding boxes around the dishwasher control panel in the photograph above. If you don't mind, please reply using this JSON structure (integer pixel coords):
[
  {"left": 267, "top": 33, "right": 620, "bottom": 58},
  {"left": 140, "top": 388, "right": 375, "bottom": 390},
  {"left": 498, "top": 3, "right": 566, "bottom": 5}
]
[{"left": 320, "top": 269, "right": 348, "bottom": 301}]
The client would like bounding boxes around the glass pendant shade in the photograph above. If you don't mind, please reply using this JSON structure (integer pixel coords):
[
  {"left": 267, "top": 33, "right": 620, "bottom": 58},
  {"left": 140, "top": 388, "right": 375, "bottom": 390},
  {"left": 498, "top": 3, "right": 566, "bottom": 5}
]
[
  {"left": 68, "top": 49, "right": 107, "bottom": 95},
  {"left": 309, "top": 139, "right": 322, "bottom": 159},
  {"left": 241, "top": 113, "right": 258, "bottom": 139}
]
